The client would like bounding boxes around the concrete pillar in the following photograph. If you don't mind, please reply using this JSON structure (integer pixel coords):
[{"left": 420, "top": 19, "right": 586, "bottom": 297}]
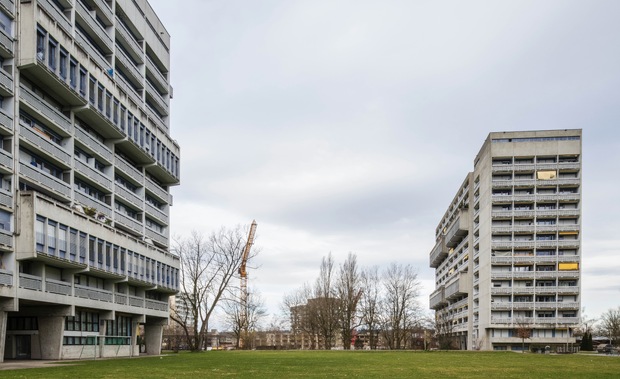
[
  {"left": 37, "top": 316, "right": 64, "bottom": 360},
  {"left": 144, "top": 323, "right": 164, "bottom": 355},
  {"left": 0, "top": 311, "right": 7, "bottom": 363}
]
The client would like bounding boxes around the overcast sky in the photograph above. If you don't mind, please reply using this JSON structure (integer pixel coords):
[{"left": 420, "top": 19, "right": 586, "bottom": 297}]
[{"left": 148, "top": 0, "right": 620, "bottom": 326}]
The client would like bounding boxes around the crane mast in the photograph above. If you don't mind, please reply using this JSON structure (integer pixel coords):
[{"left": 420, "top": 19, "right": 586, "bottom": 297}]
[{"left": 239, "top": 220, "right": 257, "bottom": 348}]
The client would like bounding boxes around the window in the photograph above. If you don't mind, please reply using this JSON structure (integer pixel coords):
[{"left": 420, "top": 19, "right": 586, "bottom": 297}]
[
  {"left": 558, "top": 262, "right": 579, "bottom": 271},
  {"left": 35, "top": 216, "right": 45, "bottom": 252},
  {"left": 37, "top": 27, "right": 46, "bottom": 61},
  {"left": 58, "top": 225, "right": 68, "bottom": 258},
  {"left": 59, "top": 48, "right": 68, "bottom": 79},
  {"left": 47, "top": 220, "right": 56, "bottom": 255},
  {"left": 69, "top": 58, "right": 77, "bottom": 89},
  {"left": 79, "top": 67, "right": 87, "bottom": 96},
  {"left": 537, "top": 170, "right": 557, "bottom": 180},
  {"left": 48, "top": 37, "right": 57, "bottom": 71}
]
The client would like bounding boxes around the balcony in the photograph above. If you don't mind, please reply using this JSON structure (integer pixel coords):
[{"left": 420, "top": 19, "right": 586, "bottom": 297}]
[
  {"left": 115, "top": 45, "right": 143, "bottom": 86},
  {"left": 0, "top": 0, "right": 14, "bottom": 17},
  {"left": 19, "top": 86, "right": 73, "bottom": 134},
  {"left": 75, "top": 284, "right": 113, "bottom": 302},
  {"left": 73, "top": 191, "right": 112, "bottom": 217},
  {"left": 115, "top": 156, "right": 143, "bottom": 181},
  {"left": 0, "top": 108, "right": 11, "bottom": 134},
  {"left": 146, "top": 56, "right": 168, "bottom": 93},
  {"left": 0, "top": 189, "right": 11, "bottom": 208},
  {"left": 74, "top": 30, "right": 110, "bottom": 72},
  {"left": 145, "top": 227, "right": 168, "bottom": 247},
  {"left": 45, "top": 278, "right": 72, "bottom": 296},
  {"left": 0, "top": 268, "right": 12, "bottom": 286},
  {"left": 115, "top": 18, "right": 143, "bottom": 63},
  {"left": 38, "top": 0, "right": 72, "bottom": 35},
  {"left": 0, "top": 228, "right": 11, "bottom": 247},
  {"left": 145, "top": 177, "right": 169, "bottom": 204},
  {"left": 429, "top": 236, "right": 448, "bottom": 268},
  {"left": 115, "top": 182, "right": 142, "bottom": 206},
  {"left": 92, "top": 0, "right": 113, "bottom": 24},
  {"left": 445, "top": 273, "right": 470, "bottom": 300},
  {"left": 429, "top": 286, "right": 446, "bottom": 310},
  {"left": 0, "top": 21, "right": 12, "bottom": 57},
  {"left": 20, "top": 162, "right": 71, "bottom": 198},
  {"left": 445, "top": 208, "right": 469, "bottom": 248},
  {"left": 74, "top": 159, "right": 113, "bottom": 191},
  {"left": 145, "top": 80, "right": 169, "bottom": 116},
  {"left": 115, "top": 72, "right": 142, "bottom": 106},
  {"left": 0, "top": 146, "right": 12, "bottom": 172},
  {"left": 19, "top": 124, "right": 72, "bottom": 167},
  {"left": 114, "top": 211, "right": 142, "bottom": 234},
  {"left": 0, "top": 67, "right": 13, "bottom": 96},
  {"left": 74, "top": 127, "right": 114, "bottom": 163},
  {"left": 145, "top": 299, "right": 168, "bottom": 312},
  {"left": 145, "top": 203, "right": 168, "bottom": 225},
  {"left": 75, "top": 0, "right": 113, "bottom": 53},
  {"left": 19, "top": 273, "right": 42, "bottom": 291}
]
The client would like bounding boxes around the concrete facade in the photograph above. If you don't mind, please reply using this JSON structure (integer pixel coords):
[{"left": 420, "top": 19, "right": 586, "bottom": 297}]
[
  {"left": 429, "top": 130, "right": 582, "bottom": 351},
  {"left": 0, "top": 0, "right": 179, "bottom": 361}
]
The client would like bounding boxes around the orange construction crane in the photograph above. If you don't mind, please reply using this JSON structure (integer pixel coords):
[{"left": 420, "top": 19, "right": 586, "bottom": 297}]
[{"left": 239, "top": 220, "right": 257, "bottom": 348}]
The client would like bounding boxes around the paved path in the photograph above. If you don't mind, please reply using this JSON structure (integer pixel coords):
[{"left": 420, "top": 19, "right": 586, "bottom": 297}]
[{"left": 0, "top": 360, "right": 78, "bottom": 371}]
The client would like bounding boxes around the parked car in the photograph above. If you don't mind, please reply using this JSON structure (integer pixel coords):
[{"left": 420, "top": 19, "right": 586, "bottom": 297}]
[{"left": 596, "top": 344, "right": 614, "bottom": 354}]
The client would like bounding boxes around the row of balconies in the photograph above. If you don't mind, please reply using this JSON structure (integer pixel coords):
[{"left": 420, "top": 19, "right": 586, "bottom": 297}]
[
  {"left": 490, "top": 317, "right": 579, "bottom": 325},
  {"left": 491, "top": 224, "right": 579, "bottom": 234},
  {"left": 492, "top": 193, "right": 580, "bottom": 202},
  {"left": 491, "top": 256, "right": 579, "bottom": 264},
  {"left": 491, "top": 178, "right": 580, "bottom": 188},
  {"left": 491, "top": 302, "right": 579, "bottom": 310},
  {"left": 490, "top": 271, "right": 579, "bottom": 280},
  {"left": 491, "top": 286, "right": 579, "bottom": 295},
  {"left": 492, "top": 209, "right": 579, "bottom": 218},
  {"left": 445, "top": 208, "right": 469, "bottom": 248},
  {"left": 491, "top": 240, "right": 580, "bottom": 249},
  {"left": 429, "top": 236, "right": 448, "bottom": 268},
  {"left": 15, "top": 272, "right": 169, "bottom": 313},
  {"left": 491, "top": 162, "right": 580, "bottom": 172}
]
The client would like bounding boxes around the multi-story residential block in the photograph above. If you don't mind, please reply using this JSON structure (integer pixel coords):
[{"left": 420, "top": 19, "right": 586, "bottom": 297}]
[
  {"left": 0, "top": 0, "right": 180, "bottom": 361},
  {"left": 429, "top": 130, "right": 581, "bottom": 351}
]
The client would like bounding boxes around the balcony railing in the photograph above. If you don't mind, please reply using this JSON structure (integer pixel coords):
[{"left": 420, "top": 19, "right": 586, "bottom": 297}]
[
  {"left": 38, "top": 0, "right": 71, "bottom": 34},
  {"left": 73, "top": 190, "right": 112, "bottom": 217},
  {"left": 75, "top": 284, "right": 113, "bottom": 302},
  {"left": 128, "top": 295, "right": 143, "bottom": 307},
  {"left": 115, "top": 182, "right": 142, "bottom": 206},
  {"left": 92, "top": 0, "right": 113, "bottom": 23},
  {"left": 0, "top": 108, "right": 11, "bottom": 133},
  {"left": 19, "top": 273, "right": 42, "bottom": 291},
  {"left": 20, "top": 162, "right": 71, "bottom": 198},
  {"left": 0, "top": 67, "right": 13, "bottom": 94},
  {"left": 146, "top": 56, "right": 168, "bottom": 91},
  {"left": 145, "top": 203, "right": 168, "bottom": 225},
  {"left": 114, "top": 293, "right": 127, "bottom": 305},
  {"left": 114, "top": 211, "right": 142, "bottom": 233},
  {"left": 20, "top": 86, "right": 72, "bottom": 134},
  {"left": 116, "top": 45, "right": 143, "bottom": 85},
  {"left": 0, "top": 147, "right": 12, "bottom": 170},
  {"left": 20, "top": 124, "right": 72, "bottom": 166},
  {"left": 74, "top": 159, "right": 113, "bottom": 191},
  {"left": 115, "top": 72, "right": 142, "bottom": 106},
  {"left": 145, "top": 299, "right": 168, "bottom": 312},
  {"left": 115, "top": 18, "right": 143, "bottom": 61},
  {"left": 45, "top": 278, "right": 72, "bottom": 295},
  {"left": 74, "top": 30, "right": 110, "bottom": 71},
  {"left": 0, "top": 268, "right": 12, "bottom": 286},
  {"left": 75, "top": 0, "right": 113, "bottom": 50},
  {"left": 0, "top": 189, "right": 11, "bottom": 208},
  {"left": 146, "top": 80, "right": 168, "bottom": 115},
  {"left": 115, "top": 156, "right": 142, "bottom": 180},
  {"left": 145, "top": 227, "right": 168, "bottom": 247},
  {"left": 0, "top": 20, "right": 12, "bottom": 55},
  {"left": 0, "top": 0, "right": 14, "bottom": 16},
  {"left": 145, "top": 176, "right": 168, "bottom": 203},
  {"left": 74, "top": 126, "right": 113, "bottom": 162}
]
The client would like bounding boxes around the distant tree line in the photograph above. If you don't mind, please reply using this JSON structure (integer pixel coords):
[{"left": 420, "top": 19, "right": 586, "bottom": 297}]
[{"left": 282, "top": 253, "right": 425, "bottom": 350}]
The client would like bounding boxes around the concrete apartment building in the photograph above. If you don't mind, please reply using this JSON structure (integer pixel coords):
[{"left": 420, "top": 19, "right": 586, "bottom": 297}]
[
  {"left": 0, "top": 0, "right": 180, "bottom": 361},
  {"left": 429, "top": 130, "right": 581, "bottom": 351}
]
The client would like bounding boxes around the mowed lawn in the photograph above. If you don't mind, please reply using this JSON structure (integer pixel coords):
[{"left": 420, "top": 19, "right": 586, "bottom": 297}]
[{"left": 1, "top": 350, "right": 619, "bottom": 379}]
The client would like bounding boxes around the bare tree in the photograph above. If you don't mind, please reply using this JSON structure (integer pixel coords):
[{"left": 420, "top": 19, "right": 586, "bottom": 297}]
[
  {"left": 599, "top": 307, "right": 620, "bottom": 346},
  {"left": 283, "top": 284, "right": 318, "bottom": 349},
  {"left": 336, "top": 253, "right": 362, "bottom": 349},
  {"left": 313, "top": 253, "right": 339, "bottom": 349},
  {"left": 359, "top": 266, "right": 381, "bottom": 349},
  {"left": 170, "top": 226, "right": 253, "bottom": 351},
  {"left": 223, "top": 288, "right": 267, "bottom": 349},
  {"left": 380, "top": 263, "right": 421, "bottom": 349},
  {"left": 515, "top": 319, "right": 531, "bottom": 352}
]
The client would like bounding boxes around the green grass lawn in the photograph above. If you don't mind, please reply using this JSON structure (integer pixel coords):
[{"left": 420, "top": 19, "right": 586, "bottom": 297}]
[{"left": 2, "top": 350, "right": 619, "bottom": 379}]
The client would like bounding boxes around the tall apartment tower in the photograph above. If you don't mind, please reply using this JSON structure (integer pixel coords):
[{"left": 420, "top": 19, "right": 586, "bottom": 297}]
[
  {"left": 0, "top": 0, "right": 180, "bottom": 361},
  {"left": 429, "top": 130, "right": 582, "bottom": 351}
]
